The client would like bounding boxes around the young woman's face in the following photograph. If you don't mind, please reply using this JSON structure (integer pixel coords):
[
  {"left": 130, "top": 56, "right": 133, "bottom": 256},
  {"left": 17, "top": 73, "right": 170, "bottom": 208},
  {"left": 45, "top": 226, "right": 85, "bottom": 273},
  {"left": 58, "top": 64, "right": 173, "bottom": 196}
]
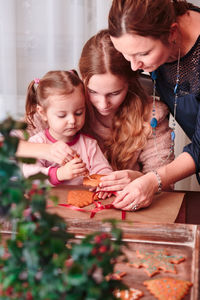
[
  {"left": 38, "top": 87, "right": 85, "bottom": 142},
  {"left": 110, "top": 33, "right": 171, "bottom": 72},
  {"left": 87, "top": 73, "right": 128, "bottom": 117}
]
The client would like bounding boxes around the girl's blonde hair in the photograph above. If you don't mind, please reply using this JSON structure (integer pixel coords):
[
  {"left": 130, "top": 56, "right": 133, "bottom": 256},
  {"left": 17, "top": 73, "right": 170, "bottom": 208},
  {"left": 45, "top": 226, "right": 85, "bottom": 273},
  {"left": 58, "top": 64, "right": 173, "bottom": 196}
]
[
  {"left": 79, "top": 30, "right": 151, "bottom": 170},
  {"left": 108, "top": 0, "right": 195, "bottom": 44},
  {"left": 25, "top": 70, "right": 84, "bottom": 129}
]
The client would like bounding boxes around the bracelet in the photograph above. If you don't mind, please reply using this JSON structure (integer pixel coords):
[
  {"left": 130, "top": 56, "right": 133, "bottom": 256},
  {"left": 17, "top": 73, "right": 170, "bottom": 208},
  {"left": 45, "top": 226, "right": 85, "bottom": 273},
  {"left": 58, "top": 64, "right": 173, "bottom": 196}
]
[{"left": 152, "top": 170, "right": 162, "bottom": 192}]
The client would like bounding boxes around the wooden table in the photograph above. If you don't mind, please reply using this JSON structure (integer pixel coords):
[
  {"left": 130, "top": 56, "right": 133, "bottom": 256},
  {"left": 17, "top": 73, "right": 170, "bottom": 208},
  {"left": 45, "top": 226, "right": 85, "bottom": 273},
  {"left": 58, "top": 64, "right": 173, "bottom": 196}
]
[
  {"left": 0, "top": 188, "right": 199, "bottom": 298},
  {"left": 49, "top": 186, "right": 185, "bottom": 224},
  {"left": 48, "top": 186, "right": 200, "bottom": 225}
]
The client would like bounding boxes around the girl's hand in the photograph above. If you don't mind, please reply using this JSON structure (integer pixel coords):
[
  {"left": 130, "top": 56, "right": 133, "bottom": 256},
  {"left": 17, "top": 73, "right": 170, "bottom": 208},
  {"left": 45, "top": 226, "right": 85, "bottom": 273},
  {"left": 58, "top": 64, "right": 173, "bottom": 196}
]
[
  {"left": 57, "top": 156, "right": 88, "bottom": 181},
  {"left": 112, "top": 172, "right": 158, "bottom": 211},
  {"left": 49, "top": 141, "right": 77, "bottom": 165},
  {"left": 98, "top": 170, "right": 143, "bottom": 192}
]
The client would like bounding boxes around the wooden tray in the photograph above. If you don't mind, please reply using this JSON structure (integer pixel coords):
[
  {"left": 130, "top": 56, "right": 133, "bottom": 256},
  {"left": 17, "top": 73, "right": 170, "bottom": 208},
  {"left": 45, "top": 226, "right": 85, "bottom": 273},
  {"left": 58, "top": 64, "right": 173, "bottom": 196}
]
[
  {"left": 1, "top": 221, "right": 199, "bottom": 299},
  {"left": 66, "top": 220, "right": 200, "bottom": 300}
]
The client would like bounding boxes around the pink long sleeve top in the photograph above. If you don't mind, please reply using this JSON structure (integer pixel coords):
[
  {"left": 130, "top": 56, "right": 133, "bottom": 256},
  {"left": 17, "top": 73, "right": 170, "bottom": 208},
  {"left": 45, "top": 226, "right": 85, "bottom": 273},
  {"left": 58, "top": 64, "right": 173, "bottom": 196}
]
[{"left": 22, "top": 129, "right": 112, "bottom": 186}]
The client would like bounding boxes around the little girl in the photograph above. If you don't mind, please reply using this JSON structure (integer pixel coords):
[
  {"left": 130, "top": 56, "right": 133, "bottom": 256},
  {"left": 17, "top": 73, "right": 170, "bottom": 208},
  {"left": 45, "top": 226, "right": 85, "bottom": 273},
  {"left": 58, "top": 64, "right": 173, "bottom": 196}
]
[{"left": 23, "top": 70, "right": 112, "bottom": 185}]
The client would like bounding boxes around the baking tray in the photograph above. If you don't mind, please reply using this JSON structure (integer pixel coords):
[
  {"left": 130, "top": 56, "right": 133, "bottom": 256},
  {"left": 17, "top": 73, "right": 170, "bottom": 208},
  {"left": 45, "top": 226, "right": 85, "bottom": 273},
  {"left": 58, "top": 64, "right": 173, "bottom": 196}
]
[
  {"left": 66, "top": 220, "right": 200, "bottom": 299},
  {"left": 1, "top": 220, "right": 199, "bottom": 299}
]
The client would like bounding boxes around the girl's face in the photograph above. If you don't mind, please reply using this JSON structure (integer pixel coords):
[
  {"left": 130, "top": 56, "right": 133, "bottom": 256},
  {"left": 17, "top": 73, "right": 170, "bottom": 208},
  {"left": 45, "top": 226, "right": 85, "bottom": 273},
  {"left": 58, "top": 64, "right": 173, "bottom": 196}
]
[
  {"left": 110, "top": 33, "right": 171, "bottom": 72},
  {"left": 38, "top": 87, "right": 85, "bottom": 142},
  {"left": 87, "top": 73, "right": 128, "bottom": 117}
]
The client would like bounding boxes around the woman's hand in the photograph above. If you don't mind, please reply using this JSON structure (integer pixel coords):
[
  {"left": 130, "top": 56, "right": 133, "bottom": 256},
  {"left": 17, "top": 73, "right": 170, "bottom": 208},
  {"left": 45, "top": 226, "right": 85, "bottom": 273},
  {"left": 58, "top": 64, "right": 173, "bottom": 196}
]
[
  {"left": 16, "top": 140, "right": 77, "bottom": 164},
  {"left": 112, "top": 172, "right": 158, "bottom": 211},
  {"left": 57, "top": 156, "right": 88, "bottom": 181},
  {"left": 49, "top": 141, "right": 77, "bottom": 165},
  {"left": 98, "top": 170, "right": 143, "bottom": 192}
]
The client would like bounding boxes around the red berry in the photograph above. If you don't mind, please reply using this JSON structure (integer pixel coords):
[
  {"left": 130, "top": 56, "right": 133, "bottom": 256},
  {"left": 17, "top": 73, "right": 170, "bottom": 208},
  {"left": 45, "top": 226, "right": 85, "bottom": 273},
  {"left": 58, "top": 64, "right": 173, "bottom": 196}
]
[
  {"left": 99, "top": 245, "right": 107, "bottom": 253},
  {"left": 91, "top": 248, "right": 98, "bottom": 255},
  {"left": 5, "top": 287, "right": 13, "bottom": 296},
  {"left": 100, "top": 233, "right": 109, "bottom": 240},
  {"left": 94, "top": 235, "right": 101, "bottom": 244},
  {"left": 26, "top": 291, "right": 33, "bottom": 300}
]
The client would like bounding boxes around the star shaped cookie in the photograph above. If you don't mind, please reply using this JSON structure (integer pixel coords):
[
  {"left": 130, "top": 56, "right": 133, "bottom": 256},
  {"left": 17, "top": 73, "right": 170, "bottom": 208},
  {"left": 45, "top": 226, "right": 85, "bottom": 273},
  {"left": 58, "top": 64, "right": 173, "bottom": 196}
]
[{"left": 129, "top": 249, "right": 185, "bottom": 276}]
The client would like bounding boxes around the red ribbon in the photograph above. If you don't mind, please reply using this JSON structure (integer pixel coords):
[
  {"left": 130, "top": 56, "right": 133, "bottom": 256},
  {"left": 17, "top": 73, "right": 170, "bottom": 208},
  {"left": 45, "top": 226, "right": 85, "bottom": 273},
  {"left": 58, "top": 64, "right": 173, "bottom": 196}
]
[{"left": 48, "top": 191, "right": 126, "bottom": 220}]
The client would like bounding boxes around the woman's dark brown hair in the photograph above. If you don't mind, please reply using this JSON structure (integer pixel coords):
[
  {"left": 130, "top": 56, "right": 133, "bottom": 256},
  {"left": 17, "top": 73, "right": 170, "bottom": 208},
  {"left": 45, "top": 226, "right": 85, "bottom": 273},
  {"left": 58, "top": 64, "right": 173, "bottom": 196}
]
[{"left": 108, "top": 0, "right": 195, "bottom": 43}]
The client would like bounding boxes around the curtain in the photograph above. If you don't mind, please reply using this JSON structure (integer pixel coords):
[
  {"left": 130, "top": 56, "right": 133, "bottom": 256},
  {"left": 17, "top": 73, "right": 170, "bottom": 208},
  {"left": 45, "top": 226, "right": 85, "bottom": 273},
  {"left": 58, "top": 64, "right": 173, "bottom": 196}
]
[
  {"left": 0, "top": 0, "right": 112, "bottom": 121},
  {"left": 0, "top": 0, "right": 199, "bottom": 191}
]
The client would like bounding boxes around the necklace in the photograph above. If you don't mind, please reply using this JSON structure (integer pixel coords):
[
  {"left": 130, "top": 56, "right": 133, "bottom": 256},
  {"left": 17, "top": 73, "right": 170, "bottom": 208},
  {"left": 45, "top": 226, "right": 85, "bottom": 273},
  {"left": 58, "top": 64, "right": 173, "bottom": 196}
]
[{"left": 150, "top": 48, "right": 181, "bottom": 164}]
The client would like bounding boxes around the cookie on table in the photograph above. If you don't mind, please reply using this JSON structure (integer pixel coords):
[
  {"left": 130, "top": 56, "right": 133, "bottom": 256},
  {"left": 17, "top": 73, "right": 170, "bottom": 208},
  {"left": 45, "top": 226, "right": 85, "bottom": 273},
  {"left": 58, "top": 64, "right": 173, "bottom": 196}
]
[
  {"left": 129, "top": 249, "right": 185, "bottom": 277},
  {"left": 144, "top": 277, "right": 192, "bottom": 300},
  {"left": 83, "top": 174, "right": 105, "bottom": 187},
  {"left": 67, "top": 190, "right": 94, "bottom": 208},
  {"left": 114, "top": 288, "right": 144, "bottom": 300}
]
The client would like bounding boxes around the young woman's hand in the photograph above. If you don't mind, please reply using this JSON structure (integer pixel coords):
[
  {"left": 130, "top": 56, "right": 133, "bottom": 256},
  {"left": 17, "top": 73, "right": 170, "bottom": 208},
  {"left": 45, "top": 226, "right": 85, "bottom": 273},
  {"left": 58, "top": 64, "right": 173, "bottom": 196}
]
[
  {"left": 57, "top": 156, "right": 88, "bottom": 181},
  {"left": 98, "top": 170, "right": 143, "bottom": 192},
  {"left": 112, "top": 172, "right": 158, "bottom": 211},
  {"left": 93, "top": 189, "right": 113, "bottom": 200},
  {"left": 49, "top": 141, "right": 77, "bottom": 165}
]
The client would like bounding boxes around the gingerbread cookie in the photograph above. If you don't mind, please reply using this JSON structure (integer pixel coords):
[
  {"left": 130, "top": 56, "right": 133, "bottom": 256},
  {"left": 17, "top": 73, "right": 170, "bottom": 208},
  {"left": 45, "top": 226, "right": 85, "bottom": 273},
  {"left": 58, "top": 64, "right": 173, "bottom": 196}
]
[
  {"left": 129, "top": 249, "right": 185, "bottom": 277},
  {"left": 144, "top": 277, "right": 192, "bottom": 300},
  {"left": 106, "top": 271, "right": 126, "bottom": 281},
  {"left": 67, "top": 190, "right": 94, "bottom": 208},
  {"left": 114, "top": 288, "right": 144, "bottom": 300},
  {"left": 83, "top": 174, "right": 104, "bottom": 187}
]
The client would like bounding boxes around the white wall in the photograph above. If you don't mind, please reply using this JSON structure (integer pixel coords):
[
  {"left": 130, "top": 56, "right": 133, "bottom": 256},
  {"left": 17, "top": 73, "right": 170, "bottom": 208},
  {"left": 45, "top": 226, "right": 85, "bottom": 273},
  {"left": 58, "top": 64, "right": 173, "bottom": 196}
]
[{"left": 192, "top": 0, "right": 199, "bottom": 5}]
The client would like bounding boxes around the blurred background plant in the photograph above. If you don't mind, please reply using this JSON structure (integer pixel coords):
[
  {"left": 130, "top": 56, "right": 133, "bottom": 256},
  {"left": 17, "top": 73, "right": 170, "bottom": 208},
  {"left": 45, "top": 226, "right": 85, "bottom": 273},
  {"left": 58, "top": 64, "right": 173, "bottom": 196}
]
[{"left": 0, "top": 117, "right": 126, "bottom": 299}]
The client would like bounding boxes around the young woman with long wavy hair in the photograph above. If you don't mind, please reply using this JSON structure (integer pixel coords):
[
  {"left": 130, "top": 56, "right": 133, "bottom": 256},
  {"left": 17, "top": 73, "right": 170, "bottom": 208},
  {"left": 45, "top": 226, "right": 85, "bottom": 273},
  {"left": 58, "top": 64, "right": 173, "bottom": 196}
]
[{"left": 79, "top": 29, "right": 174, "bottom": 205}]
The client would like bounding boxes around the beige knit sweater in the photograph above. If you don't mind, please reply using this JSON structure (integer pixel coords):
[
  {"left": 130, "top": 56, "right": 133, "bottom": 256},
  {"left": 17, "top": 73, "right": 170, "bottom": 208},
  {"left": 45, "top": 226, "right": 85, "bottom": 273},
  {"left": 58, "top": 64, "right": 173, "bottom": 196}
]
[{"left": 84, "top": 98, "right": 174, "bottom": 174}]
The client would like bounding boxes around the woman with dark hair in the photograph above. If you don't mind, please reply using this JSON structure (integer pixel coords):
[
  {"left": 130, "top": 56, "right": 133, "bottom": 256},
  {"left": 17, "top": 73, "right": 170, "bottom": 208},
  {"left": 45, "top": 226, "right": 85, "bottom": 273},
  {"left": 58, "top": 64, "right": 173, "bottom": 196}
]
[{"left": 105, "top": 0, "right": 200, "bottom": 210}]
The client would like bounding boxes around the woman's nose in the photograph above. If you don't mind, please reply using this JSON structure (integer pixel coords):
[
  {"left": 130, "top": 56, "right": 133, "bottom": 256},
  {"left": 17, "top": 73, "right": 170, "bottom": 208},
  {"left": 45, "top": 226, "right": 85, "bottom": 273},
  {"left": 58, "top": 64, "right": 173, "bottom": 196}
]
[
  {"left": 130, "top": 57, "right": 143, "bottom": 71},
  {"left": 99, "top": 96, "right": 109, "bottom": 109},
  {"left": 124, "top": 54, "right": 142, "bottom": 71}
]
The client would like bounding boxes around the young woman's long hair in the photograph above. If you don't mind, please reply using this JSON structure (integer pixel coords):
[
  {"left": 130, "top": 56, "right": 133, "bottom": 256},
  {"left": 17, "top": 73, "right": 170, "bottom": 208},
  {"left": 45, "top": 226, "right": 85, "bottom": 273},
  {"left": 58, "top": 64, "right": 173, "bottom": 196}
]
[
  {"left": 79, "top": 30, "right": 151, "bottom": 170},
  {"left": 108, "top": 0, "right": 196, "bottom": 44},
  {"left": 25, "top": 70, "right": 84, "bottom": 129}
]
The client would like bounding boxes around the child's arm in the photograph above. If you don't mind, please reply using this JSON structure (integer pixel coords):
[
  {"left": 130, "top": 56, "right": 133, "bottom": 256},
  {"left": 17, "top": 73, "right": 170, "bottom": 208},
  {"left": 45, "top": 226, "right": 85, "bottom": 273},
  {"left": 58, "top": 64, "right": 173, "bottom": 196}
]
[
  {"left": 86, "top": 139, "right": 113, "bottom": 175},
  {"left": 16, "top": 139, "right": 77, "bottom": 165},
  {"left": 23, "top": 154, "right": 88, "bottom": 186},
  {"left": 22, "top": 157, "right": 49, "bottom": 179}
]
